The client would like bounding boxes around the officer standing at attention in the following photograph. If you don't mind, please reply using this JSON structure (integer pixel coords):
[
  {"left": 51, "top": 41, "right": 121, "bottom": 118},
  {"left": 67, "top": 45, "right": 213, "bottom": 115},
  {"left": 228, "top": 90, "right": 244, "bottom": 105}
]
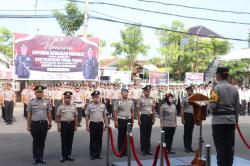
[
  {"left": 136, "top": 85, "right": 156, "bottom": 156},
  {"left": 85, "top": 91, "right": 108, "bottom": 160},
  {"left": 72, "top": 86, "right": 84, "bottom": 127},
  {"left": 113, "top": 87, "right": 134, "bottom": 156},
  {"left": 181, "top": 86, "right": 195, "bottom": 153},
  {"left": 3, "top": 83, "right": 16, "bottom": 125},
  {"left": 208, "top": 67, "right": 239, "bottom": 166},
  {"left": 57, "top": 91, "right": 78, "bottom": 162},
  {"left": 26, "top": 85, "right": 52, "bottom": 165}
]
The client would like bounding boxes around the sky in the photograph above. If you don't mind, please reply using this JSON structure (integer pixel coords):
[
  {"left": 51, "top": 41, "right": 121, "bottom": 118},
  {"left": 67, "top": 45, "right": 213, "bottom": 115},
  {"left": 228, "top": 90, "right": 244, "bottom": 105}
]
[{"left": 0, "top": 0, "right": 250, "bottom": 60}]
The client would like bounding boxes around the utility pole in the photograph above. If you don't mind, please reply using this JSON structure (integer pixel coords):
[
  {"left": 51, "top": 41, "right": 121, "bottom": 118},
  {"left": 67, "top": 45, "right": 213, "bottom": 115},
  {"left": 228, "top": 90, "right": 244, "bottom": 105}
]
[{"left": 83, "top": 0, "right": 89, "bottom": 38}]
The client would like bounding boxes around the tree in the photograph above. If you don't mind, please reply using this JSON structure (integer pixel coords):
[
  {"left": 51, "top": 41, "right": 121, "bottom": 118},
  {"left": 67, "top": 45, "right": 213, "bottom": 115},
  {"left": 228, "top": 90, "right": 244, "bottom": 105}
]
[
  {"left": 155, "top": 20, "right": 231, "bottom": 80},
  {"left": 156, "top": 20, "right": 187, "bottom": 80},
  {"left": 111, "top": 25, "right": 149, "bottom": 71},
  {"left": 0, "top": 27, "right": 12, "bottom": 58},
  {"left": 223, "top": 59, "right": 250, "bottom": 82},
  {"left": 53, "top": 2, "right": 84, "bottom": 36}
]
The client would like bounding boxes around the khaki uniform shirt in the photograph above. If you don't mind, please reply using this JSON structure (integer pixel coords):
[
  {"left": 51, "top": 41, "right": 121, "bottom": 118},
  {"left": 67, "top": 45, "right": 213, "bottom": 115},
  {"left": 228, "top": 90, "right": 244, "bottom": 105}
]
[
  {"left": 137, "top": 96, "right": 155, "bottom": 115},
  {"left": 57, "top": 104, "right": 78, "bottom": 122},
  {"left": 114, "top": 99, "right": 134, "bottom": 118},
  {"left": 86, "top": 103, "right": 107, "bottom": 122},
  {"left": 27, "top": 98, "right": 52, "bottom": 121}
]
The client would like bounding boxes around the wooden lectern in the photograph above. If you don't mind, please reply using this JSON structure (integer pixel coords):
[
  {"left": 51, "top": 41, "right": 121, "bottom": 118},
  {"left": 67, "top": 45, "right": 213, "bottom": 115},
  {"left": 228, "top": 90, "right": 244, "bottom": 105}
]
[{"left": 188, "top": 93, "right": 209, "bottom": 166}]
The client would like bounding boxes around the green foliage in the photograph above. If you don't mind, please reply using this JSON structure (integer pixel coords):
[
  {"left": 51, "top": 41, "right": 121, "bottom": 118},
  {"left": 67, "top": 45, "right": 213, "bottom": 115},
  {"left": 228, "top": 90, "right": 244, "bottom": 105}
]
[
  {"left": 0, "top": 27, "right": 12, "bottom": 58},
  {"left": 155, "top": 20, "right": 232, "bottom": 80},
  {"left": 111, "top": 25, "right": 149, "bottom": 70},
  {"left": 53, "top": 2, "right": 84, "bottom": 36},
  {"left": 223, "top": 59, "right": 250, "bottom": 81}
]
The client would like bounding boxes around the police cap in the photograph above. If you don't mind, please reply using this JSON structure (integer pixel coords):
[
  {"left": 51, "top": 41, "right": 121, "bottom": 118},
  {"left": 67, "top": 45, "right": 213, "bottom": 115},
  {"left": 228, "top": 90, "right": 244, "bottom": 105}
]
[
  {"left": 185, "top": 85, "right": 194, "bottom": 91},
  {"left": 121, "top": 87, "right": 129, "bottom": 93},
  {"left": 91, "top": 90, "right": 100, "bottom": 97},
  {"left": 34, "top": 85, "right": 45, "bottom": 92},
  {"left": 142, "top": 85, "right": 151, "bottom": 91},
  {"left": 216, "top": 67, "right": 229, "bottom": 75},
  {"left": 63, "top": 91, "right": 73, "bottom": 96}
]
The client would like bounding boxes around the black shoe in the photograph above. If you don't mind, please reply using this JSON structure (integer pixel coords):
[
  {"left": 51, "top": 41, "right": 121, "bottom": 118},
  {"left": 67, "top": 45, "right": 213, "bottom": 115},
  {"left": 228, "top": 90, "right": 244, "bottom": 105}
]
[
  {"left": 146, "top": 151, "right": 153, "bottom": 155},
  {"left": 184, "top": 148, "right": 190, "bottom": 153},
  {"left": 77, "top": 124, "right": 82, "bottom": 127},
  {"left": 142, "top": 151, "right": 147, "bottom": 156},
  {"left": 90, "top": 156, "right": 95, "bottom": 160},
  {"left": 96, "top": 156, "right": 103, "bottom": 159},
  {"left": 60, "top": 158, "right": 66, "bottom": 162},
  {"left": 32, "top": 160, "right": 39, "bottom": 165},
  {"left": 169, "top": 150, "right": 176, "bottom": 154},
  {"left": 67, "top": 156, "right": 74, "bottom": 161},
  {"left": 39, "top": 159, "right": 46, "bottom": 164},
  {"left": 123, "top": 153, "right": 127, "bottom": 157},
  {"left": 189, "top": 148, "right": 195, "bottom": 153}
]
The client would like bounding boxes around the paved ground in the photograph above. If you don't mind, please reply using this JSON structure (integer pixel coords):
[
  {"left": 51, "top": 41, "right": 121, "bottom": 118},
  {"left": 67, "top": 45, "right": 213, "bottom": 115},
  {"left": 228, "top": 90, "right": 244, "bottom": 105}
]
[{"left": 0, "top": 103, "right": 250, "bottom": 166}]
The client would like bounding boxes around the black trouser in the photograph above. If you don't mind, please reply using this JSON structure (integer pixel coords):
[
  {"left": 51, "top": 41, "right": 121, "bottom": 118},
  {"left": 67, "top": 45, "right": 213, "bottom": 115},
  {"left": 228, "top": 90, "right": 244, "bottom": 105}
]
[
  {"left": 1, "top": 106, "right": 5, "bottom": 120},
  {"left": 118, "top": 118, "right": 132, "bottom": 153},
  {"left": 24, "top": 103, "right": 27, "bottom": 118},
  {"left": 77, "top": 107, "right": 83, "bottom": 124},
  {"left": 4, "top": 101, "right": 14, "bottom": 123},
  {"left": 31, "top": 121, "right": 48, "bottom": 160},
  {"left": 61, "top": 121, "right": 75, "bottom": 158},
  {"left": 132, "top": 99, "right": 138, "bottom": 119},
  {"left": 248, "top": 102, "right": 250, "bottom": 115},
  {"left": 163, "top": 127, "right": 176, "bottom": 151},
  {"left": 140, "top": 114, "right": 153, "bottom": 152},
  {"left": 212, "top": 124, "right": 235, "bottom": 166},
  {"left": 54, "top": 99, "right": 63, "bottom": 110},
  {"left": 89, "top": 121, "right": 103, "bottom": 157},
  {"left": 51, "top": 107, "right": 56, "bottom": 121},
  {"left": 183, "top": 112, "right": 194, "bottom": 149},
  {"left": 54, "top": 99, "right": 62, "bottom": 120},
  {"left": 240, "top": 100, "right": 246, "bottom": 115}
]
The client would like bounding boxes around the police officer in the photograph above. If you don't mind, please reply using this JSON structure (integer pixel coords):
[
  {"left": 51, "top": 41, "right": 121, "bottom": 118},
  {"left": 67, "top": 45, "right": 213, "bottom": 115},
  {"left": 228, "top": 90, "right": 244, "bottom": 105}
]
[
  {"left": 15, "top": 44, "right": 32, "bottom": 78},
  {"left": 26, "top": 85, "right": 52, "bottom": 165},
  {"left": 160, "top": 93, "right": 177, "bottom": 154},
  {"left": 181, "top": 85, "right": 195, "bottom": 153},
  {"left": 136, "top": 85, "right": 156, "bottom": 156},
  {"left": 21, "top": 83, "right": 29, "bottom": 118},
  {"left": 72, "top": 86, "right": 84, "bottom": 127},
  {"left": 0, "top": 84, "right": 5, "bottom": 121},
  {"left": 82, "top": 47, "right": 99, "bottom": 79},
  {"left": 113, "top": 87, "right": 134, "bottom": 156},
  {"left": 57, "top": 91, "right": 78, "bottom": 162},
  {"left": 208, "top": 67, "right": 239, "bottom": 166},
  {"left": 85, "top": 91, "right": 108, "bottom": 160},
  {"left": 3, "top": 83, "right": 16, "bottom": 125}
]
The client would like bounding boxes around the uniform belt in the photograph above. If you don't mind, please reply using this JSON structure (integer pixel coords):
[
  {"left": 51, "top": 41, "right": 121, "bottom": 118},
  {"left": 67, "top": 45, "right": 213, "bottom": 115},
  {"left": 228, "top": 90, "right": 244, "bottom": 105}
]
[
  {"left": 4, "top": 100, "right": 13, "bottom": 102},
  {"left": 212, "top": 111, "right": 235, "bottom": 116},
  {"left": 61, "top": 120, "right": 74, "bottom": 124},
  {"left": 74, "top": 101, "right": 82, "bottom": 103},
  {"left": 141, "top": 113, "right": 152, "bottom": 116},
  {"left": 118, "top": 116, "right": 131, "bottom": 120},
  {"left": 32, "top": 120, "right": 47, "bottom": 123},
  {"left": 90, "top": 121, "right": 103, "bottom": 124}
]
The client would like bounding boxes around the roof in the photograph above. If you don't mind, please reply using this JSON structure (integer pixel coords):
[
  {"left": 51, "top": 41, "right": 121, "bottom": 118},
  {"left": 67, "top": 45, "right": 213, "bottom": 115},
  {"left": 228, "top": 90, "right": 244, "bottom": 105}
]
[
  {"left": 100, "top": 58, "right": 119, "bottom": 67},
  {"left": 188, "top": 25, "right": 223, "bottom": 38}
]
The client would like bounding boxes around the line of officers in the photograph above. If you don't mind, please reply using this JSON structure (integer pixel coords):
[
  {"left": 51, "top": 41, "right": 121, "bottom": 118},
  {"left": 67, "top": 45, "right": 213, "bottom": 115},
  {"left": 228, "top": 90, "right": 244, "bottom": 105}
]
[{"left": 22, "top": 82, "right": 202, "bottom": 165}]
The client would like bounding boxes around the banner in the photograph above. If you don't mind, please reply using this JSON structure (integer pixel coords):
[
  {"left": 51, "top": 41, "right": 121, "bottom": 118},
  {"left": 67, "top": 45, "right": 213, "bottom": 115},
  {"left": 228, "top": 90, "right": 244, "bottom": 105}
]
[
  {"left": 14, "top": 33, "right": 99, "bottom": 80},
  {"left": 103, "top": 70, "right": 131, "bottom": 84},
  {"left": 185, "top": 72, "right": 204, "bottom": 85},
  {"left": 149, "top": 72, "right": 169, "bottom": 85}
]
